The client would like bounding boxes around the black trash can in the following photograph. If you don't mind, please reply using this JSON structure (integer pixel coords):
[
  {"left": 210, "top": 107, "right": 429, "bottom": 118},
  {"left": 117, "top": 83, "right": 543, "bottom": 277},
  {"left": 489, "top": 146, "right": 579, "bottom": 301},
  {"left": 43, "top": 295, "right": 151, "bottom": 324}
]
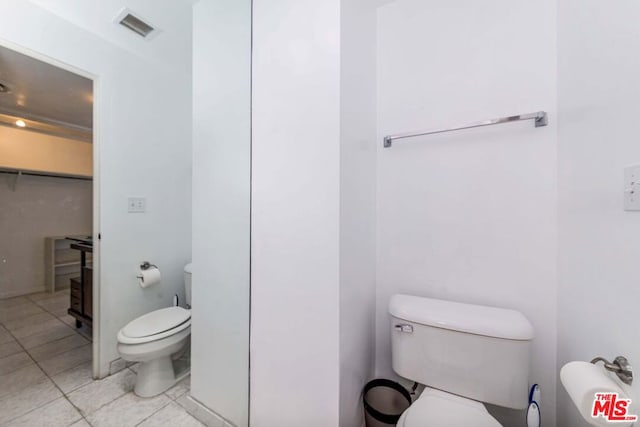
[{"left": 363, "top": 379, "right": 412, "bottom": 427}]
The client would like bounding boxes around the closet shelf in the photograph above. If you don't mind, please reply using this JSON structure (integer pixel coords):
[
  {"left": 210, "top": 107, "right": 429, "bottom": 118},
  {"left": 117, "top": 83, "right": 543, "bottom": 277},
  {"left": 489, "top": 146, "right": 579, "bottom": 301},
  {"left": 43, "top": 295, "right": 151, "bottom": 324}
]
[
  {"left": 55, "top": 261, "right": 82, "bottom": 268},
  {"left": 45, "top": 235, "right": 91, "bottom": 293}
]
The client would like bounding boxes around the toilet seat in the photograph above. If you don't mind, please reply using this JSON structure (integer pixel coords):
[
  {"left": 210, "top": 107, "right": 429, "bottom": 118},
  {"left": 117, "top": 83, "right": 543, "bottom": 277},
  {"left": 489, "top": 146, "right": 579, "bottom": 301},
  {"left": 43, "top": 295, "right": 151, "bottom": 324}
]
[
  {"left": 117, "top": 307, "right": 191, "bottom": 345},
  {"left": 398, "top": 388, "right": 502, "bottom": 427}
]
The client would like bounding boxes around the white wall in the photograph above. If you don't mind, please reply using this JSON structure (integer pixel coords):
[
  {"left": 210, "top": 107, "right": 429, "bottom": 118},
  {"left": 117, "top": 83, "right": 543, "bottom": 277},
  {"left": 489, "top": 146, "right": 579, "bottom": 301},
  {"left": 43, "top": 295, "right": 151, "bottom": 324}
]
[
  {"left": 339, "top": 0, "right": 378, "bottom": 426},
  {"left": 251, "top": 0, "right": 342, "bottom": 425},
  {"left": 557, "top": 1, "right": 640, "bottom": 425},
  {"left": 0, "top": 127, "right": 92, "bottom": 178},
  {"left": 191, "top": 0, "right": 250, "bottom": 426},
  {"left": 29, "top": 0, "right": 195, "bottom": 76},
  {"left": 0, "top": 0, "right": 192, "bottom": 377},
  {"left": 374, "top": 0, "right": 557, "bottom": 425},
  {"left": 0, "top": 174, "right": 92, "bottom": 298}
]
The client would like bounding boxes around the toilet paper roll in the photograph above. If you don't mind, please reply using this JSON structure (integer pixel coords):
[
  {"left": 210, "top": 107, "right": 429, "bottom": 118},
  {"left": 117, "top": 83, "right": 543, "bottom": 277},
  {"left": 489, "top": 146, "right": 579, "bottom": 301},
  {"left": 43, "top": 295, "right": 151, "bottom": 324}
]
[
  {"left": 137, "top": 267, "right": 161, "bottom": 288},
  {"left": 560, "top": 361, "right": 635, "bottom": 427}
]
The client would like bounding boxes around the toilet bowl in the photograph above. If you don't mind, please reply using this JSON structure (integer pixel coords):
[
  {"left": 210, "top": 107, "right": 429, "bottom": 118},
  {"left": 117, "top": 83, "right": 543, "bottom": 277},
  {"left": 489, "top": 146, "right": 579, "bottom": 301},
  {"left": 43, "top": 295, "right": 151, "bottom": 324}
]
[
  {"left": 117, "top": 306, "right": 191, "bottom": 397},
  {"left": 397, "top": 388, "right": 501, "bottom": 427},
  {"left": 117, "top": 263, "right": 193, "bottom": 397}
]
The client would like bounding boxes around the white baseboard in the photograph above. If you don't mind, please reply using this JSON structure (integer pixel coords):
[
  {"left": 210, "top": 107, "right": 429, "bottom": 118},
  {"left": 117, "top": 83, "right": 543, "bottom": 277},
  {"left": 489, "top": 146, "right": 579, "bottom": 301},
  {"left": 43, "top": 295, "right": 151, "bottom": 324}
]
[{"left": 178, "top": 395, "right": 235, "bottom": 427}]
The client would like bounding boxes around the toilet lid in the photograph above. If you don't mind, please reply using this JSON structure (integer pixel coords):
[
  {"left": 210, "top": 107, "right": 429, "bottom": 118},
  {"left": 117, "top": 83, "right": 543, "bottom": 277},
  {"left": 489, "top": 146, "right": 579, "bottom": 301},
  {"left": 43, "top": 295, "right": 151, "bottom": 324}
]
[
  {"left": 121, "top": 307, "right": 191, "bottom": 338},
  {"left": 399, "top": 388, "right": 502, "bottom": 427}
]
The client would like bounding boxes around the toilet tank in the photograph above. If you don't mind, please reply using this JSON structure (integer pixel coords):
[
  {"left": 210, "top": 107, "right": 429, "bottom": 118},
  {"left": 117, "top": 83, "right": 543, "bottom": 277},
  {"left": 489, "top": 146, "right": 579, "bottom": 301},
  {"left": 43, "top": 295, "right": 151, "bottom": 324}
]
[
  {"left": 389, "top": 294, "right": 534, "bottom": 409},
  {"left": 184, "top": 263, "right": 192, "bottom": 306}
]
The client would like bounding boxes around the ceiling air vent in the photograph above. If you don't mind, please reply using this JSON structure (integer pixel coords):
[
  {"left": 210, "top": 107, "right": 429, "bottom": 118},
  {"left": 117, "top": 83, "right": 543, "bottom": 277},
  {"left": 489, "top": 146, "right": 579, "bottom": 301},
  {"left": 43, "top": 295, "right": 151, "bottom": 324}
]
[{"left": 119, "top": 12, "right": 155, "bottom": 38}]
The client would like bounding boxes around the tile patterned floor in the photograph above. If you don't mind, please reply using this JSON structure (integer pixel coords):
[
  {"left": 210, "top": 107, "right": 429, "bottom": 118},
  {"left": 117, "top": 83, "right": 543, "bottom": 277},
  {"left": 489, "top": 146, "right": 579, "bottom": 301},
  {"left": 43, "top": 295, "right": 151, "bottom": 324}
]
[{"left": 0, "top": 290, "right": 202, "bottom": 427}]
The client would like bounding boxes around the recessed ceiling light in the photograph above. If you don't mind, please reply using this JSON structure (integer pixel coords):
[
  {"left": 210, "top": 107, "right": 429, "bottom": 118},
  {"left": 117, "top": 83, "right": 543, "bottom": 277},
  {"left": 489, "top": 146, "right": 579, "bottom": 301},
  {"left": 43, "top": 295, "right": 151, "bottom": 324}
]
[{"left": 15, "top": 119, "right": 26, "bottom": 128}]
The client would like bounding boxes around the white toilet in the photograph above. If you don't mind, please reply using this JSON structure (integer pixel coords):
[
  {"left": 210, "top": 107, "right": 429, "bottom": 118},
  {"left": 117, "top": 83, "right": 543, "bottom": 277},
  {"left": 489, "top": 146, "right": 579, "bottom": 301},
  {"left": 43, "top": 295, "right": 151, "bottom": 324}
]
[
  {"left": 389, "top": 294, "right": 534, "bottom": 427},
  {"left": 117, "top": 263, "right": 193, "bottom": 397}
]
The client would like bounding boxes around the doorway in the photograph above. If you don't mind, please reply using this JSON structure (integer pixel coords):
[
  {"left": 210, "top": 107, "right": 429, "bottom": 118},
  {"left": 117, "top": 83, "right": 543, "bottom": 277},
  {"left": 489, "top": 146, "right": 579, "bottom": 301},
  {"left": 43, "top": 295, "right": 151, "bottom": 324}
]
[{"left": 0, "top": 41, "right": 101, "bottom": 397}]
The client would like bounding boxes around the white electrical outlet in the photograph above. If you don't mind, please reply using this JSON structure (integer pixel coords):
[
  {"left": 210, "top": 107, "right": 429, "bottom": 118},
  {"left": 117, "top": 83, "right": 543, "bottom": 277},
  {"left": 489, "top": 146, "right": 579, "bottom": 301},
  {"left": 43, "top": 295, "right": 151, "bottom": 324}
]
[
  {"left": 128, "top": 197, "right": 146, "bottom": 213},
  {"left": 624, "top": 165, "right": 640, "bottom": 211}
]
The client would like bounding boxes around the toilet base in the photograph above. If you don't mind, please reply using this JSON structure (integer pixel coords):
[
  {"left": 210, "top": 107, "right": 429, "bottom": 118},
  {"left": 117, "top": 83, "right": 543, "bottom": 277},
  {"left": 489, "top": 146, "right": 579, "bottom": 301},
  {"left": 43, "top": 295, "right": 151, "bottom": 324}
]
[
  {"left": 117, "top": 325, "right": 191, "bottom": 398},
  {"left": 134, "top": 356, "right": 190, "bottom": 397}
]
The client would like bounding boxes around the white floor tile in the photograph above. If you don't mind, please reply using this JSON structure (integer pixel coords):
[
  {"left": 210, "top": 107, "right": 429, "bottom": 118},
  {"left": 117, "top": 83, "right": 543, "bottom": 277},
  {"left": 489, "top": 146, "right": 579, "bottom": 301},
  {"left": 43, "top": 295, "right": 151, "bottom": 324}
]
[
  {"left": 26, "top": 289, "right": 68, "bottom": 302},
  {"left": 109, "top": 358, "right": 127, "bottom": 375},
  {"left": 0, "top": 363, "right": 47, "bottom": 400},
  {"left": 0, "top": 302, "right": 44, "bottom": 323},
  {"left": 67, "top": 368, "right": 136, "bottom": 416},
  {"left": 68, "top": 419, "right": 91, "bottom": 427},
  {"left": 38, "top": 343, "right": 92, "bottom": 376},
  {"left": 0, "top": 351, "right": 33, "bottom": 376},
  {"left": 49, "top": 306, "right": 71, "bottom": 318},
  {"left": 0, "top": 296, "right": 31, "bottom": 310},
  {"left": 10, "top": 317, "right": 67, "bottom": 339},
  {"left": 26, "top": 291, "right": 59, "bottom": 303},
  {"left": 137, "top": 401, "right": 205, "bottom": 427},
  {"left": 58, "top": 314, "right": 76, "bottom": 327},
  {"left": 176, "top": 395, "right": 225, "bottom": 427},
  {"left": 0, "top": 290, "right": 200, "bottom": 427},
  {"left": 58, "top": 313, "right": 76, "bottom": 328},
  {"left": 18, "top": 322, "right": 76, "bottom": 349},
  {"left": 33, "top": 294, "right": 68, "bottom": 308},
  {"left": 50, "top": 361, "right": 93, "bottom": 394},
  {"left": 0, "top": 326, "right": 15, "bottom": 345},
  {"left": 35, "top": 298, "right": 71, "bottom": 318},
  {"left": 76, "top": 324, "right": 93, "bottom": 341},
  {"left": 164, "top": 375, "right": 190, "bottom": 400},
  {"left": 86, "top": 392, "right": 171, "bottom": 427},
  {"left": 0, "top": 340, "right": 23, "bottom": 359},
  {"left": 28, "top": 334, "right": 89, "bottom": 362},
  {"left": 0, "top": 377, "right": 62, "bottom": 424},
  {"left": 2, "top": 312, "right": 56, "bottom": 332},
  {"left": 57, "top": 320, "right": 92, "bottom": 340},
  {"left": 5, "top": 396, "right": 82, "bottom": 427}
]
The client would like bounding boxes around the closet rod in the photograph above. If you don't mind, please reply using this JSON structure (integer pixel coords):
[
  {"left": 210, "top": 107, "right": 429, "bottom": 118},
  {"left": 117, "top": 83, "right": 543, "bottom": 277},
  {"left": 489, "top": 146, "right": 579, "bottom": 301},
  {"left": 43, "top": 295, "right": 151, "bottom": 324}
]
[
  {"left": 0, "top": 170, "right": 92, "bottom": 181},
  {"left": 383, "top": 111, "right": 548, "bottom": 148}
]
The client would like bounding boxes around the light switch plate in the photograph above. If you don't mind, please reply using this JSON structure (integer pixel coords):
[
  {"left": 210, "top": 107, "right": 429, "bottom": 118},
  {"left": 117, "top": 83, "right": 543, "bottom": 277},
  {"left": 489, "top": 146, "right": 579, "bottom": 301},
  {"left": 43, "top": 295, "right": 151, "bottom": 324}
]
[
  {"left": 624, "top": 165, "right": 640, "bottom": 211},
  {"left": 128, "top": 197, "right": 146, "bottom": 213}
]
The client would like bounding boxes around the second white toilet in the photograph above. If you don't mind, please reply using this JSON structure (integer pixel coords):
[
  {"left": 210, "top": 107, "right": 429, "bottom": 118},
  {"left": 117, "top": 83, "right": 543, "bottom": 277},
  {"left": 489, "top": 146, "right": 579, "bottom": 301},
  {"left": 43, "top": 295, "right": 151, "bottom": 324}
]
[
  {"left": 117, "top": 263, "right": 193, "bottom": 397},
  {"left": 389, "top": 294, "right": 535, "bottom": 426}
]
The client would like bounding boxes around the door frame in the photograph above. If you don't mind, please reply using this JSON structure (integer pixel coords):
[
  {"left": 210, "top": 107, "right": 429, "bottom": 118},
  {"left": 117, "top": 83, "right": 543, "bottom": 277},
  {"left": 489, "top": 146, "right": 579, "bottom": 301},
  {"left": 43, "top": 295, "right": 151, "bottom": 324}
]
[{"left": 0, "top": 38, "right": 103, "bottom": 378}]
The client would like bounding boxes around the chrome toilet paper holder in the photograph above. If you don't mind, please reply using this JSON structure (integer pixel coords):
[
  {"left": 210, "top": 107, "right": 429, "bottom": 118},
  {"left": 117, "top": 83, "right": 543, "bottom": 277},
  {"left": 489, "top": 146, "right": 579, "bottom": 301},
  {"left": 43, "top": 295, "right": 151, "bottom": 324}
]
[
  {"left": 139, "top": 261, "right": 158, "bottom": 271},
  {"left": 591, "top": 356, "right": 633, "bottom": 385}
]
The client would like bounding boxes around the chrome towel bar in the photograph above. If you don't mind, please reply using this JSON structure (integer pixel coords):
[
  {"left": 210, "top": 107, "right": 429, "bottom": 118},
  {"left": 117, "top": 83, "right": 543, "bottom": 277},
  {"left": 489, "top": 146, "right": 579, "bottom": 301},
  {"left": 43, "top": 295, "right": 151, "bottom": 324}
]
[{"left": 383, "top": 111, "right": 548, "bottom": 148}]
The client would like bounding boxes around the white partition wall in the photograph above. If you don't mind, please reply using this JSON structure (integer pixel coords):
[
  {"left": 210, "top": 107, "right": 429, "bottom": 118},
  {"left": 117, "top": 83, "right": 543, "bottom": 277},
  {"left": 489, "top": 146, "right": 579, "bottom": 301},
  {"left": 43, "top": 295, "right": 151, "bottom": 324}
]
[
  {"left": 339, "top": 0, "right": 378, "bottom": 426},
  {"left": 251, "top": 0, "right": 379, "bottom": 425},
  {"left": 557, "top": 1, "right": 640, "bottom": 425},
  {"left": 251, "top": 0, "right": 342, "bottom": 425},
  {"left": 191, "top": 0, "right": 251, "bottom": 426}
]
